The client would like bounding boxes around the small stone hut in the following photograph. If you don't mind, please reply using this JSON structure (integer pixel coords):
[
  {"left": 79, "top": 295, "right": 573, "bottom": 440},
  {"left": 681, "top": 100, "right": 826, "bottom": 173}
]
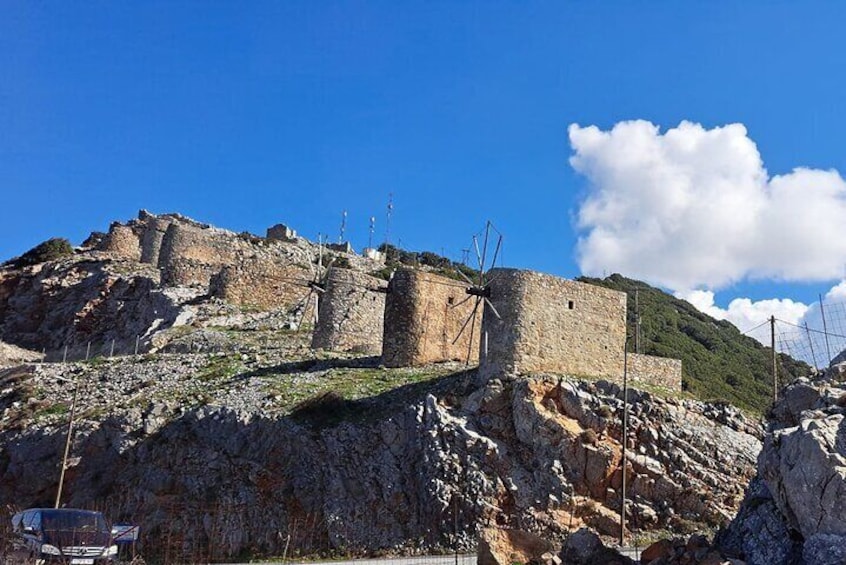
[
  {"left": 311, "top": 268, "right": 388, "bottom": 354},
  {"left": 480, "top": 268, "right": 682, "bottom": 389},
  {"left": 381, "top": 268, "right": 479, "bottom": 367}
]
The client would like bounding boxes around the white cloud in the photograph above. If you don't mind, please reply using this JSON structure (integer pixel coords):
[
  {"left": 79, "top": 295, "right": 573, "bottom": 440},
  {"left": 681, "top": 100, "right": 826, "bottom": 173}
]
[
  {"left": 569, "top": 120, "right": 846, "bottom": 291},
  {"left": 674, "top": 283, "right": 846, "bottom": 366},
  {"left": 676, "top": 289, "right": 809, "bottom": 344}
]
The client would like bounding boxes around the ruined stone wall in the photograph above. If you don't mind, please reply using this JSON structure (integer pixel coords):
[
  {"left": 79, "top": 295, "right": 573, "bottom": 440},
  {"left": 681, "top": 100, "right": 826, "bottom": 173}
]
[
  {"left": 481, "top": 269, "right": 627, "bottom": 380},
  {"left": 311, "top": 269, "right": 387, "bottom": 354},
  {"left": 139, "top": 216, "right": 178, "bottom": 265},
  {"left": 628, "top": 353, "right": 682, "bottom": 390},
  {"left": 157, "top": 223, "right": 245, "bottom": 287},
  {"left": 209, "top": 260, "right": 313, "bottom": 313},
  {"left": 101, "top": 224, "right": 142, "bottom": 261},
  {"left": 382, "top": 268, "right": 479, "bottom": 367}
]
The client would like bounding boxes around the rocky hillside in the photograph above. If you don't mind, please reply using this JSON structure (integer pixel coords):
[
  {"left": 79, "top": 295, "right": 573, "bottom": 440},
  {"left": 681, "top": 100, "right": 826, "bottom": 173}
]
[
  {"left": 0, "top": 328, "right": 761, "bottom": 562},
  {"left": 716, "top": 365, "right": 846, "bottom": 564},
  {"left": 0, "top": 210, "right": 811, "bottom": 563}
]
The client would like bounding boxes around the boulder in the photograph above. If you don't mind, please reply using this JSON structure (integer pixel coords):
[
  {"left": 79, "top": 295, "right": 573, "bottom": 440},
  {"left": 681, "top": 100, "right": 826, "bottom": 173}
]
[{"left": 477, "top": 528, "right": 554, "bottom": 565}]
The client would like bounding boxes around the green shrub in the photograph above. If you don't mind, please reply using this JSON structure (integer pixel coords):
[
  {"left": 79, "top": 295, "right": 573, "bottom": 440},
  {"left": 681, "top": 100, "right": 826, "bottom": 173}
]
[
  {"left": 333, "top": 256, "right": 352, "bottom": 269},
  {"left": 5, "top": 238, "right": 74, "bottom": 268}
]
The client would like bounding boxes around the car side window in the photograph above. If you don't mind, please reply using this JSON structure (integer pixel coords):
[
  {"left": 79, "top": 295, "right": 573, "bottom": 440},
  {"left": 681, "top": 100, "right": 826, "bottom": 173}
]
[
  {"left": 11, "top": 512, "right": 23, "bottom": 531},
  {"left": 21, "top": 510, "right": 41, "bottom": 532}
]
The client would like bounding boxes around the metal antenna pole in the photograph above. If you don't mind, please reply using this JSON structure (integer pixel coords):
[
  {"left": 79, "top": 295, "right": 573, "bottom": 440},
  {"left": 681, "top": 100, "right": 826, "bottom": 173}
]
[
  {"left": 635, "top": 289, "right": 641, "bottom": 354},
  {"left": 620, "top": 337, "right": 629, "bottom": 546},
  {"left": 385, "top": 193, "right": 393, "bottom": 247},
  {"left": 339, "top": 210, "right": 347, "bottom": 243},
  {"left": 56, "top": 375, "right": 81, "bottom": 508},
  {"left": 453, "top": 494, "right": 459, "bottom": 565},
  {"left": 820, "top": 294, "right": 833, "bottom": 366},
  {"left": 368, "top": 216, "right": 375, "bottom": 249},
  {"left": 805, "top": 322, "right": 819, "bottom": 369},
  {"left": 771, "top": 316, "right": 778, "bottom": 403}
]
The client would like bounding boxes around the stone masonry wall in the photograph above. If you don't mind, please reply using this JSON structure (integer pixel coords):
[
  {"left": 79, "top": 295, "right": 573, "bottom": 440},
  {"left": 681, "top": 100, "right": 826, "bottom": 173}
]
[
  {"left": 158, "top": 223, "right": 243, "bottom": 287},
  {"left": 209, "top": 260, "right": 313, "bottom": 313},
  {"left": 139, "top": 216, "right": 177, "bottom": 265},
  {"left": 311, "top": 268, "right": 387, "bottom": 354},
  {"left": 481, "top": 269, "right": 627, "bottom": 380},
  {"left": 628, "top": 353, "right": 682, "bottom": 390},
  {"left": 101, "top": 224, "right": 142, "bottom": 261},
  {"left": 382, "top": 268, "right": 479, "bottom": 367}
]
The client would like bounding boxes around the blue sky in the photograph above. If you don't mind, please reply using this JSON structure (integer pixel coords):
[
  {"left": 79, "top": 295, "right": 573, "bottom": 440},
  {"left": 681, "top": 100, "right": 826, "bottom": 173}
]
[{"left": 4, "top": 2, "right": 846, "bottom": 338}]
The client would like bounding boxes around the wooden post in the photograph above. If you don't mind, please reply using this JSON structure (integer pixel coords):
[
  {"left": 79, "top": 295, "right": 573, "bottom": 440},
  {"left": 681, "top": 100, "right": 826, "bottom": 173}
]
[{"left": 55, "top": 375, "right": 81, "bottom": 507}]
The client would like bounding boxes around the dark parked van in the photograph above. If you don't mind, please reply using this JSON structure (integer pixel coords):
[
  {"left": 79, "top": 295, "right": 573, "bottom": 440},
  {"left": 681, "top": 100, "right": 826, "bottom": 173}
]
[{"left": 8, "top": 508, "right": 117, "bottom": 564}]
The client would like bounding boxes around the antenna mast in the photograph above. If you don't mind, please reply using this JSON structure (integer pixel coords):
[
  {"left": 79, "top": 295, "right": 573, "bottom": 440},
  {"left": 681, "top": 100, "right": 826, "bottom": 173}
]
[
  {"left": 368, "top": 216, "right": 375, "bottom": 249},
  {"left": 385, "top": 193, "right": 394, "bottom": 247},
  {"left": 339, "top": 210, "right": 347, "bottom": 243}
]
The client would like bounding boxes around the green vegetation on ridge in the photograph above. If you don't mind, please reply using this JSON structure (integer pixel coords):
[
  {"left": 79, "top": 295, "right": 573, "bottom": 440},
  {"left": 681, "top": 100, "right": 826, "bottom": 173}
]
[
  {"left": 580, "top": 274, "right": 811, "bottom": 415},
  {"left": 3, "top": 237, "right": 74, "bottom": 269}
]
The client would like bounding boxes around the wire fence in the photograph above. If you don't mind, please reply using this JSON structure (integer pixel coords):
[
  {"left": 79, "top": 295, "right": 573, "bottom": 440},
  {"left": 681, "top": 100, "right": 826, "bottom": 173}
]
[
  {"left": 742, "top": 297, "right": 846, "bottom": 370},
  {"left": 36, "top": 336, "right": 147, "bottom": 363}
]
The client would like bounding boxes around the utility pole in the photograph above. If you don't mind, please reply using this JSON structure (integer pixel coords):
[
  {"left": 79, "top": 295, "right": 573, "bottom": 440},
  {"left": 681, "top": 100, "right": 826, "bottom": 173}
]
[
  {"left": 820, "top": 294, "right": 833, "bottom": 366},
  {"left": 56, "top": 375, "right": 82, "bottom": 508},
  {"left": 771, "top": 316, "right": 778, "bottom": 403},
  {"left": 635, "top": 289, "right": 641, "bottom": 354},
  {"left": 620, "top": 336, "right": 629, "bottom": 547},
  {"left": 805, "top": 322, "right": 818, "bottom": 369}
]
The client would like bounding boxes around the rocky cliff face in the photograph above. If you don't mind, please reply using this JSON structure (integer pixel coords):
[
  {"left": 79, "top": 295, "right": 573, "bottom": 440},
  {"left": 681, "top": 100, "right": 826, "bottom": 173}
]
[
  {"left": 0, "top": 256, "right": 181, "bottom": 352},
  {"left": 0, "top": 344, "right": 761, "bottom": 562},
  {"left": 718, "top": 369, "right": 846, "bottom": 564}
]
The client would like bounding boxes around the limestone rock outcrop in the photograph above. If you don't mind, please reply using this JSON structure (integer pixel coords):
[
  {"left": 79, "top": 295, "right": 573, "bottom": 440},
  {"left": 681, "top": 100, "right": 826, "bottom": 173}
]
[
  {"left": 719, "top": 374, "right": 846, "bottom": 564},
  {"left": 0, "top": 256, "right": 180, "bottom": 353},
  {"left": 0, "top": 360, "right": 760, "bottom": 563},
  {"left": 0, "top": 341, "right": 40, "bottom": 368}
]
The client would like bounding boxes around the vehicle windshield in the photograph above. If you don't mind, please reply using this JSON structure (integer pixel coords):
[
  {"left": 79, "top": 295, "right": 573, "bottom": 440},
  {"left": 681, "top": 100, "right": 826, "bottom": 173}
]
[{"left": 41, "top": 510, "right": 109, "bottom": 533}]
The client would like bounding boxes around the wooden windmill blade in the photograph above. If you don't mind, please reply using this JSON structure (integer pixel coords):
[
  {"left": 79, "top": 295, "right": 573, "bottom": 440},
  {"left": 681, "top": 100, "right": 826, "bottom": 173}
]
[
  {"left": 448, "top": 220, "right": 505, "bottom": 364},
  {"left": 483, "top": 297, "right": 502, "bottom": 320},
  {"left": 292, "top": 286, "right": 316, "bottom": 330},
  {"left": 483, "top": 233, "right": 504, "bottom": 283},
  {"left": 452, "top": 296, "right": 482, "bottom": 345}
]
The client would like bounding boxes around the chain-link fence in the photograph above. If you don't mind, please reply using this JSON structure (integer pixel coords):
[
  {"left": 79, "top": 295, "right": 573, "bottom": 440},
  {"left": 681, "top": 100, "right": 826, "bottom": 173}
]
[{"left": 743, "top": 297, "right": 846, "bottom": 370}]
